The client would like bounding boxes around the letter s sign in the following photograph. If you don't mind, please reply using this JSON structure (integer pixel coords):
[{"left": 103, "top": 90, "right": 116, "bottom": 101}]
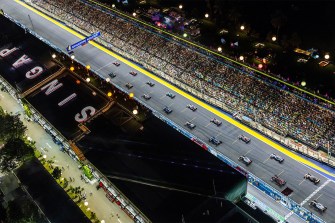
[{"left": 74, "top": 106, "right": 96, "bottom": 123}]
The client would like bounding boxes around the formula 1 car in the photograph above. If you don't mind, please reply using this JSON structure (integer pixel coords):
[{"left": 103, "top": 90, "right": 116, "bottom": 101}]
[
  {"left": 163, "top": 106, "right": 172, "bottom": 114},
  {"left": 125, "top": 83, "right": 133, "bottom": 89},
  {"left": 108, "top": 72, "right": 116, "bottom": 78},
  {"left": 238, "top": 156, "right": 252, "bottom": 165},
  {"left": 304, "top": 173, "right": 320, "bottom": 184},
  {"left": 238, "top": 135, "right": 251, "bottom": 143},
  {"left": 142, "top": 94, "right": 151, "bottom": 100},
  {"left": 166, "top": 92, "right": 175, "bottom": 99},
  {"left": 146, "top": 81, "right": 155, "bottom": 87},
  {"left": 185, "top": 121, "right": 196, "bottom": 130},
  {"left": 210, "top": 118, "right": 222, "bottom": 126},
  {"left": 129, "top": 71, "right": 137, "bottom": 76},
  {"left": 309, "top": 200, "right": 327, "bottom": 212},
  {"left": 186, "top": 104, "right": 197, "bottom": 111},
  {"left": 209, "top": 137, "right": 222, "bottom": 146},
  {"left": 270, "top": 153, "right": 284, "bottom": 163},
  {"left": 113, "top": 61, "right": 120, "bottom": 66},
  {"left": 271, "top": 175, "right": 286, "bottom": 187}
]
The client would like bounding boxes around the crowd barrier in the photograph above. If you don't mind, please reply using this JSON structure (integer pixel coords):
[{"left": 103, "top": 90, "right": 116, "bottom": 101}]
[{"left": 2, "top": 10, "right": 326, "bottom": 223}]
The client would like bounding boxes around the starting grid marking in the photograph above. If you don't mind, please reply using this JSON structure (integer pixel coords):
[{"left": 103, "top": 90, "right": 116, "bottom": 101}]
[
  {"left": 12, "top": 0, "right": 335, "bottom": 179},
  {"left": 299, "top": 179, "right": 330, "bottom": 207}
]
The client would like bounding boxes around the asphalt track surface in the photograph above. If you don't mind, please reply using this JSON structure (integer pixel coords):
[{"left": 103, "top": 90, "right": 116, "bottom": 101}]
[{"left": 1, "top": 1, "right": 334, "bottom": 222}]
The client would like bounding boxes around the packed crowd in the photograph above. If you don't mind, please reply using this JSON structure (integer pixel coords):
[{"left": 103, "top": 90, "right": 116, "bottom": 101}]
[{"left": 31, "top": 0, "right": 335, "bottom": 151}]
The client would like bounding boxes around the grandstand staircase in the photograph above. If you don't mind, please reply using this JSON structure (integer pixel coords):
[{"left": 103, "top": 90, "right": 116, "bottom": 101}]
[{"left": 20, "top": 67, "right": 65, "bottom": 97}]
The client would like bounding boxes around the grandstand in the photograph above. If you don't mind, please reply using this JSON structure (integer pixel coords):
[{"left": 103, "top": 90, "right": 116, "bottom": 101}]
[{"left": 30, "top": 0, "right": 335, "bottom": 154}]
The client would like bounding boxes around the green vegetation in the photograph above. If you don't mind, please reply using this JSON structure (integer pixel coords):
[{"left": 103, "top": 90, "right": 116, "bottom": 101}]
[{"left": 0, "top": 106, "right": 33, "bottom": 172}]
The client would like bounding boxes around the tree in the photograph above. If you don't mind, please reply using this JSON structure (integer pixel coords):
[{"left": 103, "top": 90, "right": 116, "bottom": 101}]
[
  {"left": 52, "top": 167, "right": 62, "bottom": 179},
  {"left": 0, "top": 113, "right": 26, "bottom": 141},
  {"left": 0, "top": 138, "right": 34, "bottom": 172}
]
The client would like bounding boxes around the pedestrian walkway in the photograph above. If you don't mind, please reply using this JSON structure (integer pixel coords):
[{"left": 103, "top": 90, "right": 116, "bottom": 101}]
[{"left": 0, "top": 90, "right": 133, "bottom": 223}]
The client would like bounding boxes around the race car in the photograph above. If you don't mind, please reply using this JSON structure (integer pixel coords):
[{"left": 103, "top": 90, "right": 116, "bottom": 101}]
[
  {"left": 309, "top": 200, "right": 327, "bottom": 212},
  {"left": 113, "top": 61, "right": 120, "bottom": 66},
  {"left": 166, "top": 92, "right": 175, "bottom": 99},
  {"left": 271, "top": 175, "right": 286, "bottom": 187},
  {"left": 270, "top": 153, "right": 284, "bottom": 163},
  {"left": 210, "top": 118, "right": 222, "bottom": 126},
  {"left": 142, "top": 94, "right": 151, "bottom": 100},
  {"left": 186, "top": 104, "right": 197, "bottom": 111},
  {"left": 108, "top": 72, "right": 116, "bottom": 78},
  {"left": 185, "top": 121, "right": 196, "bottom": 130},
  {"left": 129, "top": 71, "right": 137, "bottom": 76},
  {"left": 304, "top": 173, "right": 320, "bottom": 184},
  {"left": 125, "top": 83, "right": 133, "bottom": 89},
  {"left": 238, "top": 156, "right": 252, "bottom": 165},
  {"left": 163, "top": 106, "right": 172, "bottom": 114},
  {"left": 209, "top": 137, "right": 222, "bottom": 146},
  {"left": 146, "top": 81, "right": 155, "bottom": 87},
  {"left": 238, "top": 135, "right": 251, "bottom": 143}
]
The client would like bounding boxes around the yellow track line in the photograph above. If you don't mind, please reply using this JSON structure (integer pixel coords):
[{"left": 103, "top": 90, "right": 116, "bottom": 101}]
[
  {"left": 86, "top": 0, "right": 335, "bottom": 106},
  {"left": 14, "top": 0, "right": 335, "bottom": 177}
]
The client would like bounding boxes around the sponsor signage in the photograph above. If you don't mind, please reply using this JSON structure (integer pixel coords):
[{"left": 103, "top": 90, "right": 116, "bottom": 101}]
[{"left": 67, "top": 31, "right": 101, "bottom": 51}]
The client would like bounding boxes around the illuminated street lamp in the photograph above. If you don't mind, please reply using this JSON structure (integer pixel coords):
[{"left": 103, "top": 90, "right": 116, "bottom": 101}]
[
  {"left": 325, "top": 54, "right": 330, "bottom": 60},
  {"left": 179, "top": 4, "right": 183, "bottom": 9},
  {"left": 84, "top": 201, "right": 88, "bottom": 206},
  {"left": 205, "top": 13, "right": 209, "bottom": 18},
  {"left": 107, "top": 92, "right": 112, "bottom": 97},
  {"left": 132, "top": 12, "right": 136, "bottom": 17},
  {"left": 258, "top": 64, "right": 263, "bottom": 69},
  {"left": 52, "top": 53, "right": 56, "bottom": 59},
  {"left": 86, "top": 77, "right": 90, "bottom": 82},
  {"left": 70, "top": 66, "right": 75, "bottom": 71},
  {"left": 132, "top": 109, "right": 138, "bottom": 115},
  {"left": 272, "top": 36, "right": 277, "bottom": 42},
  {"left": 86, "top": 65, "right": 91, "bottom": 70},
  {"left": 301, "top": 81, "right": 306, "bottom": 87},
  {"left": 239, "top": 55, "right": 244, "bottom": 61},
  {"left": 43, "top": 155, "right": 47, "bottom": 159},
  {"left": 105, "top": 77, "right": 111, "bottom": 83},
  {"left": 101, "top": 221, "right": 105, "bottom": 223},
  {"left": 240, "top": 25, "right": 245, "bottom": 31},
  {"left": 112, "top": 4, "right": 115, "bottom": 8},
  {"left": 70, "top": 55, "right": 75, "bottom": 60},
  {"left": 183, "top": 33, "right": 188, "bottom": 38},
  {"left": 217, "top": 47, "right": 222, "bottom": 52},
  {"left": 129, "top": 92, "right": 134, "bottom": 98}
]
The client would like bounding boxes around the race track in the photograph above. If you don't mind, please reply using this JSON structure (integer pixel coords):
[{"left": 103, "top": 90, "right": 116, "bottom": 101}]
[{"left": 1, "top": 1, "right": 334, "bottom": 222}]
